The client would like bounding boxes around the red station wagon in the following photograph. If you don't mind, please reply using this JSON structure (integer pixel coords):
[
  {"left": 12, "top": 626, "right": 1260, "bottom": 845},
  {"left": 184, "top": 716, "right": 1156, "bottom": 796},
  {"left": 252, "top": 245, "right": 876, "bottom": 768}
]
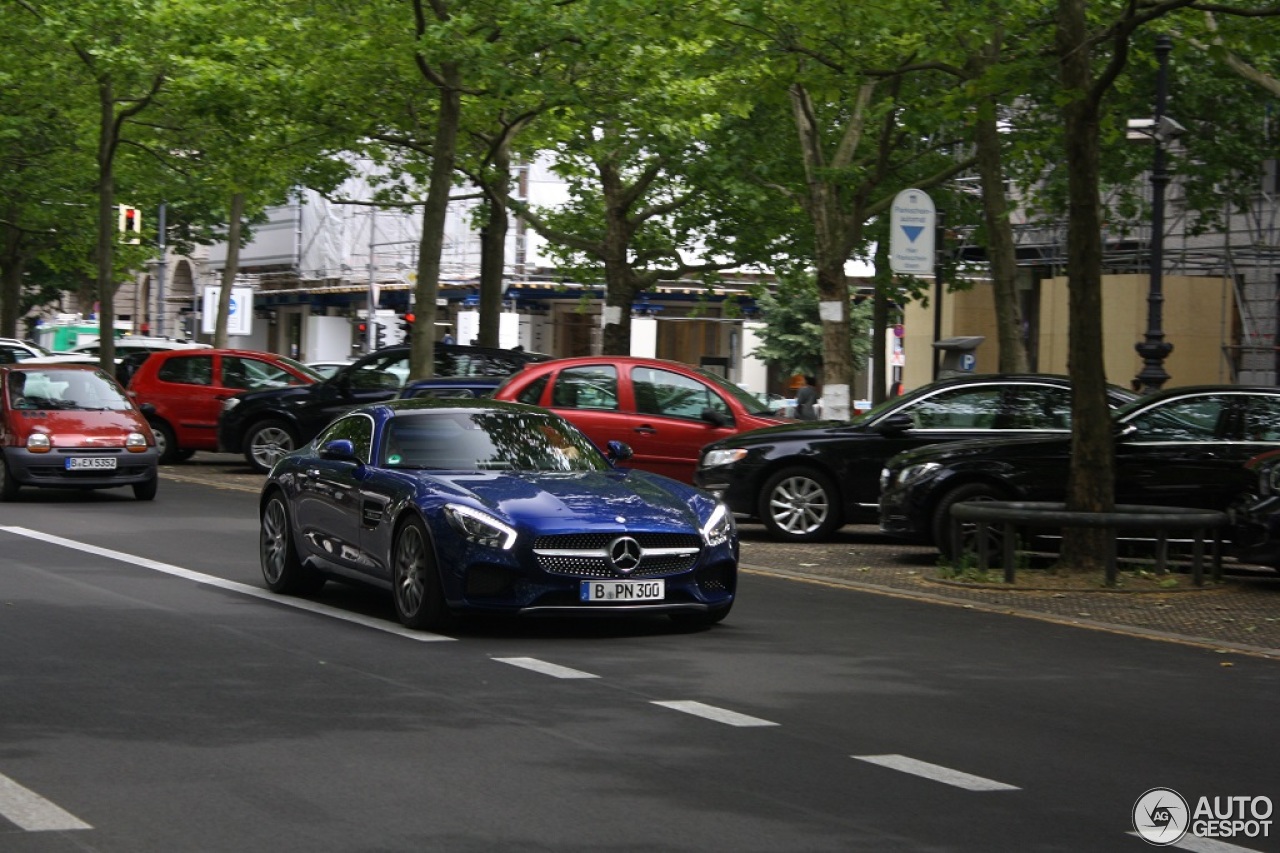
[
  {"left": 493, "top": 356, "right": 790, "bottom": 482},
  {"left": 128, "top": 349, "right": 321, "bottom": 463},
  {"left": 1, "top": 364, "right": 159, "bottom": 500}
]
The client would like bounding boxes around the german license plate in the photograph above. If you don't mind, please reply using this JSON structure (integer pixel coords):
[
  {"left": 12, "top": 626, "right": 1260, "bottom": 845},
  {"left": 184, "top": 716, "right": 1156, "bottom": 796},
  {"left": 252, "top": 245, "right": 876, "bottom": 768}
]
[
  {"left": 579, "top": 580, "right": 664, "bottom": 602},
  {"left": 66, "top": 457, "right": 116, "bottom": 471}
]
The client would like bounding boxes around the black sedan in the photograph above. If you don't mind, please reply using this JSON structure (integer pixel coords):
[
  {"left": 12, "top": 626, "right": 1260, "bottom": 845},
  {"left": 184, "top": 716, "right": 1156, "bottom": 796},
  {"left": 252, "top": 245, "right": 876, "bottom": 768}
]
[
  {"left": 694, "top": 374, "right": 1136, "bottom": 542},
  {"left": 258, "top": 398, "right": 738, "bottom": 631},
  {"left": 879, "top": 385, "right": 1280, "bottom": 557},
  {"left": 220, "top": 343, "right": 547, "bottom": 472}
]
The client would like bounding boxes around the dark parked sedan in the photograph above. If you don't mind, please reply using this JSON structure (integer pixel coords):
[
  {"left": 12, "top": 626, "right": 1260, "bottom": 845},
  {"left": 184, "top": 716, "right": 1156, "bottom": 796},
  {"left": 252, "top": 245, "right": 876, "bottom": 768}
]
[
  {"left": 220, "top": 343, "right": 547, "bottom": 472},
  {"left": 694, "top": 374, "right": 1136, "bottom": 542},
  {"left": 880, "top": 385, "right": 1280, "bottom": 557},
  {"left": 258, "top": 398, "right": 738, "bottom": 631}
]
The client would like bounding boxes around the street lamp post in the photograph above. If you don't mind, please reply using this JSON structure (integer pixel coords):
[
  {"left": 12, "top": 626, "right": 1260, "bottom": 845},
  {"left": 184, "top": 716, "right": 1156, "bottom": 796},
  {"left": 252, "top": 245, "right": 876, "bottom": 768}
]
[{"left": 1134, "top": 35, "right": 1176, "bottom": 393}]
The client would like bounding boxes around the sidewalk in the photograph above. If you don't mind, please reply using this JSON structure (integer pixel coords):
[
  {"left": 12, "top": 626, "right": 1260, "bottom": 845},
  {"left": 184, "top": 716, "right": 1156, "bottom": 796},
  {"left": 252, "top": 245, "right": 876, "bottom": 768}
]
[{"left": 738, "top": 524, "right": 1280, "bottom": 660}]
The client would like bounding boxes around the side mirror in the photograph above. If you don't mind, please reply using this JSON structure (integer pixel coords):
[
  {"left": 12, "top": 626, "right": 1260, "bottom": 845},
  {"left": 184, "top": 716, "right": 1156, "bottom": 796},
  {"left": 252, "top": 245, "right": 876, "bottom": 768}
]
[
  {"left": 320, "top": 438, "right": 357, "bottom": 461},
  {"left": 874, "top": 413, "right": 914, "bottom": 434},
  {"left": 1115, "top": 423, "right": 1138, "bottom": 439},
  {"left": 138, "top": 402, "right": 157, "bottom": 416},
  {"left": 701, "top": 408, "right": 729, "bottom": 428},
  {"left": 606, "top": 440, "right": 633, "bottom": 463}
]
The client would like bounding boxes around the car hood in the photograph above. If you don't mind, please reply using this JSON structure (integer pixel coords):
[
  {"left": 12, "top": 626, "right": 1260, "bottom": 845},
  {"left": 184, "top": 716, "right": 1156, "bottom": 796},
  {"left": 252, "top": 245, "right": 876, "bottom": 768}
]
[
  {"left": 424, "top": 468, "right": 707, "bottom": 534},
  {"left": 7, "top": 408, "right": 149, "bottom": 446},
  {"left": 888, "top": 433, "right": 1071, "bottom": 468},
  {"left": 704, "top": 418, "right": 857, "bottom": 448}
]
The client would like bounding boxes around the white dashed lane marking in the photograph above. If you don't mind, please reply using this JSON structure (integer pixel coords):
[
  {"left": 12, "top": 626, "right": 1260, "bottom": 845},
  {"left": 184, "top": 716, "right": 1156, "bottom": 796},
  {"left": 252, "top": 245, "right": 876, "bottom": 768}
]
[
  {"left": 0, "top": 526, "right": 455, "bottom": 642},
  {"left": 0, "top": 772, "right": 91, "bottom": 832},
  {"left": 493, "top": 657, "right": 599, "bottom": 679},
  {"left": 853, "top": 754, "right": 1020, "bottom": 792},
  {"left": 651, "top": 700, "right": 779, "bottom": 727}
]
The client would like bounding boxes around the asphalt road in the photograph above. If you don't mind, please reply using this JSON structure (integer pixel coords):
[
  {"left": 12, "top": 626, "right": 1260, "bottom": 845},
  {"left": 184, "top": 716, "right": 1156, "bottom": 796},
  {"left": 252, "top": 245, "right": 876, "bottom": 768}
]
[{"left": 0, "top": 477, "right": 1276, "bottom": 852}]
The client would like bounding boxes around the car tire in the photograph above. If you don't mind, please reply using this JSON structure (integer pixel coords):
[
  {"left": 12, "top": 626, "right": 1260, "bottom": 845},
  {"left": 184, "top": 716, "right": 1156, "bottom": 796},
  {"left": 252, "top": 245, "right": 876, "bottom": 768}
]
[
  {"left": 392, "top": 516, "right": 458, "bottom": 632},
  {"left": 132, "top": 475, "right": 158, "bottom": 501},
  {"left": 758, "top": 466, "right": 842, "bottom": 542},
  {"left": 669, "top": 604, "right": 732, "bottom": 630},
  {"left": 260, "top": 492, "right": 325, "bottom": 595},
  {"left": 150, "top": 419, "right": 180, "bottom": 465},
  {"left": 0, "top": 457, "right": 20, "bottom": 501},
  {"left": 245, "top": 420, "right": 298, "bottom": 473},
  {"left": 931, "top": 482, "right": 1007, "bottom": 560}
]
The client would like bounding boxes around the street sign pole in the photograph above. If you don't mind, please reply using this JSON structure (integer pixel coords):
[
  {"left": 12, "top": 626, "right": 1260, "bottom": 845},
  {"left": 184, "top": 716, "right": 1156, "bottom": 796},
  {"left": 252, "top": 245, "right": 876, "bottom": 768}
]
[{"left": 889, "top": 189, "right": 938, "bottom": 378}]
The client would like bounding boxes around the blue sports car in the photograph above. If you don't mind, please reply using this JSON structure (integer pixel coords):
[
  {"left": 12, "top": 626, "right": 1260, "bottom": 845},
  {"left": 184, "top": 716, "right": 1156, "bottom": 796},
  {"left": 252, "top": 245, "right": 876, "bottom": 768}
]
[{"left": 258, "top": 397, "right": 738, "bottom": 631}]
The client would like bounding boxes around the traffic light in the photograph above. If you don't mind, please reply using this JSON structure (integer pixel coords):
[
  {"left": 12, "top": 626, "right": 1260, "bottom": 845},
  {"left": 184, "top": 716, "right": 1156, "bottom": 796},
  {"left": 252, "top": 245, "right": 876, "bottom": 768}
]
[
  {"left": 118, "top": 205, "right": 142, "bottom": 243},
  {"left": 399, "top": 312, "right": 414, "bottom": 334},
  {"left": 374, "top": 323, "right": 387, "bottom": 349},
  {"left": 354, "top": 321, "right": 368, "bottom": 350}
]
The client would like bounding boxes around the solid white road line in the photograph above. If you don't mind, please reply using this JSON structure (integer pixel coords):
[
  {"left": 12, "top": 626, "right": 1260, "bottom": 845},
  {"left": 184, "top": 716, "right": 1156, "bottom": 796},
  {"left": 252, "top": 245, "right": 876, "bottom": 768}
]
[
  {"left": 493, "top": 657, "right": 599, "bottom": 679},
  {"left": 1127, "top": 831, "right": 1267, "bottom": 853},
  {"left": 0, "top": 526, "right": 454, "bottom": 642},
  {"left": 651, "top": 700, "right": 779, "bottom": 727},
  {"left": 853, "top": 754, "right": 1020, "bottom": 792},
  {"left": 0, "top": 772, "right": 91, "bottom": 832}
]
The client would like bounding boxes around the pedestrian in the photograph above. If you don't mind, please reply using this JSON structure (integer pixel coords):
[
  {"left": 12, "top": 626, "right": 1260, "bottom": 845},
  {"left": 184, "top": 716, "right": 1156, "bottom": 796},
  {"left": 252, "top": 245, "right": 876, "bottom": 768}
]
[
  {"left": 794, "top": 375, "right": 819, "bottom": 421},
  {"left": 443, "top": 328, "right": 455, "bottom": 345}
]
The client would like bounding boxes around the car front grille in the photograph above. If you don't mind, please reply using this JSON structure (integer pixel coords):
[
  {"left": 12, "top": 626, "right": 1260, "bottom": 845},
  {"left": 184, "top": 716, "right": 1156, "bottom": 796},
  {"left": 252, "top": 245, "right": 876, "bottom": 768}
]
[{"left": 533, "top": 532, "right": 701, "bottom": 579}]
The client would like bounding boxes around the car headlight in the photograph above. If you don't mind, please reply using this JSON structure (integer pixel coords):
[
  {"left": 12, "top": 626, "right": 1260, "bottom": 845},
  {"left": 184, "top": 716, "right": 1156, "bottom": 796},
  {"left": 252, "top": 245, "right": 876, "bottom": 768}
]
[
  {"left": 222, "top": 397, "right": 241, "bottom": 413},
  {"left": 443, "top": 504, "right": 517, "bottom": 550},
  {"left": 700, "top": 502, "right": 735, "bottom": 547},
  {"left": 895, "top": 461, "right": 942, "bottom": 488},
  {"left": 125, "top": 432, "right": 148, "bottom": 452},
  {"left": 701, "top": 448, "right": 748, "bottom": 469},
  {"left": 26, "top": 433, "right": 51, "bottom": 453}
]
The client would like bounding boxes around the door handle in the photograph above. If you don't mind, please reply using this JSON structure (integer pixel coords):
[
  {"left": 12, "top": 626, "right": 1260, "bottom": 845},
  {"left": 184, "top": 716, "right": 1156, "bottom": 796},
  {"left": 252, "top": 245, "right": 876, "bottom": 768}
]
[{"left": 633, "top": 425, "right": 657, "bottom": 435}]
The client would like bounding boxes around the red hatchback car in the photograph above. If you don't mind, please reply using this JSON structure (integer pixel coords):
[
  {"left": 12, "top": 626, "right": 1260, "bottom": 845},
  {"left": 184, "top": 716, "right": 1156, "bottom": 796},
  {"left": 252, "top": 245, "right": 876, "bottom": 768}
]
[
  {"left": 128, "top": 348, "right": 320, "bottom": 463},
  {"left": 1, "top": 364, "right": 159, "bottom": 500},
  {"left": 493, "top": 356, "right": 790, "bottom": 482}
]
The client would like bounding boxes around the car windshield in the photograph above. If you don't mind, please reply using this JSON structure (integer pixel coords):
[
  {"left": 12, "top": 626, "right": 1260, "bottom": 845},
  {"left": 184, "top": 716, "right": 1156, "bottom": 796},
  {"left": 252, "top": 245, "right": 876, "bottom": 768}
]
[
  {"left": 8, "top": 369, "right": 134, "bottom": 411},
  {"left": 277, "top": 355, "right": 324, "bottom": 382},
  {"left": 695, "top": 368, "right": 776, "bottom": 416},
  {"left": 381, "top": 411, "right": 609, "bottom": 473}
]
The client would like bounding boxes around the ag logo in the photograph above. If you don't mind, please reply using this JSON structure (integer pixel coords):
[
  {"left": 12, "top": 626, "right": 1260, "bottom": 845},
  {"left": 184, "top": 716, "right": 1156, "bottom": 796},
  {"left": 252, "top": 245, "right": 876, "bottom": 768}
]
[
  {"left": 607, "top": 536, "right": 642, "bottom": 574},
  {"left": 1133, "top": 787, "right": 1189, "bottom": 845}
]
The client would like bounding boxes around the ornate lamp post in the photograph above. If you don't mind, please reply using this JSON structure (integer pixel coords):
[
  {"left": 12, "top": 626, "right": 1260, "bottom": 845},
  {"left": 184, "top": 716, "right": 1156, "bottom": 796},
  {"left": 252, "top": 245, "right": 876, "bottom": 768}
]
[{"left": 1134, "top": 35, "right": 1179, "bottom": 393}]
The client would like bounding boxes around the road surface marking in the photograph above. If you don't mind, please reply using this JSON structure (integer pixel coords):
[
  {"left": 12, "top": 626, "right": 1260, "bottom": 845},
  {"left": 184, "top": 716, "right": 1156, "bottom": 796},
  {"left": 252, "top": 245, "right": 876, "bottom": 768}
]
[
  {"left": 853, "top": 754, "right": 1019, "bottom": 791},
  {"left": 0, "top": 526, "right": 454, "bottom": 642},
  {"left": 493, "top": 657, "right": 599, "bottom": 679},
  {"left": 0, "top": 772, "right": 91, "bottom": 832},
  {"left": 651, "top": 700, "right": 779, "bottom": 727},
  {"left": 1126, "top": 831, "right": 1266, "bottom": 852}
]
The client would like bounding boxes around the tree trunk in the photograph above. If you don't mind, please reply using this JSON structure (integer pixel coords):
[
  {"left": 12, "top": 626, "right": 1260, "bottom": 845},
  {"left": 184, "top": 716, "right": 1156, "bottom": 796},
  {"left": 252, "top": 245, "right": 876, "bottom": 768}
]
[
  {"left": 409, "top": 66, "right": 461, "bottom": 380},
  {"left": 477, "top": 143, "right": 510, "bottom": 349},
  {"left": 973, "top": 104, "right": 1028, "bottom": 373},
  {"left": 214, "top": 192, "right": 245, "bottom": 349},
  {"left": 0, "top": 224, "right": 25, "bottom": 338},
  {"left": 1056, "top": 0, "right": 1116, "bottom": 571},
  {"left": 96, "top": 80, "right": 117, "bottom": 373}
]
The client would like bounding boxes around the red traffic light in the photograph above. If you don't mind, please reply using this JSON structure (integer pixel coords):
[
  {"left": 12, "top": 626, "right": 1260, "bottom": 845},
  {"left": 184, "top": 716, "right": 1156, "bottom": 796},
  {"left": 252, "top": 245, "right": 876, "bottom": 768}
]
[
  {"left": 357, "top": 322, "right": 368, "bottom": 332},
  {"left": 404, "top": 313, "right": 414, "bottom": 324}
]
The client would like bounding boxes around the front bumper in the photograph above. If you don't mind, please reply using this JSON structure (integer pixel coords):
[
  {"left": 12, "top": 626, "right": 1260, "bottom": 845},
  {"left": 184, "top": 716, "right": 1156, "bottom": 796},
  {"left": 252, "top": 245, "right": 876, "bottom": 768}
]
[{"left": 4, "top": 446, "right": 158, "bottom": 489}]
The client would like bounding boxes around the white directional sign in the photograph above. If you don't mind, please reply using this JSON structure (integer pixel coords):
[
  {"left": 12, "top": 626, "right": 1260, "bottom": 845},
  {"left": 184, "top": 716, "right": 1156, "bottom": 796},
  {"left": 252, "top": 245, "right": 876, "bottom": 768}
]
[
  {"left": 889, "top": 188, "right": 936, "bottom": 274},
  {"left": 201, "top": 285, "right": 254, "bottom": 336}
]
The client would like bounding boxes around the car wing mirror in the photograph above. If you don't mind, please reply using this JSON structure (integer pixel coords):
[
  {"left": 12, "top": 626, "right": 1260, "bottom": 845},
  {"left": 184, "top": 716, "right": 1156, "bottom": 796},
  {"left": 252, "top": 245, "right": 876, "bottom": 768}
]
[
  {"left": 701, "top": 408, "right": 729, "bottom": 428},
  {"left": 319, "top": 438, "right": 357, "bottom": 461},
  {"left": 606, "top": 440, "right": 633, "bottom": 463},
  {"left": 137, "top": 402, "right": 157, "bottom": 416},
  {"left": 1115, "top": 422, "right": 1138, "bottom": 439},
  {"left": 874, "top": 413, "right": 914, "bottom": 434}
]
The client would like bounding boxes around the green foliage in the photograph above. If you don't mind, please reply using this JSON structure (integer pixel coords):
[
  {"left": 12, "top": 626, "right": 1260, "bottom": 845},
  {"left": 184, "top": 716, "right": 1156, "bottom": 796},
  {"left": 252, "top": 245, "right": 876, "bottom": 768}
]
[{"left": 749, "top": 271, "right": 872, "bottom": 378}]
